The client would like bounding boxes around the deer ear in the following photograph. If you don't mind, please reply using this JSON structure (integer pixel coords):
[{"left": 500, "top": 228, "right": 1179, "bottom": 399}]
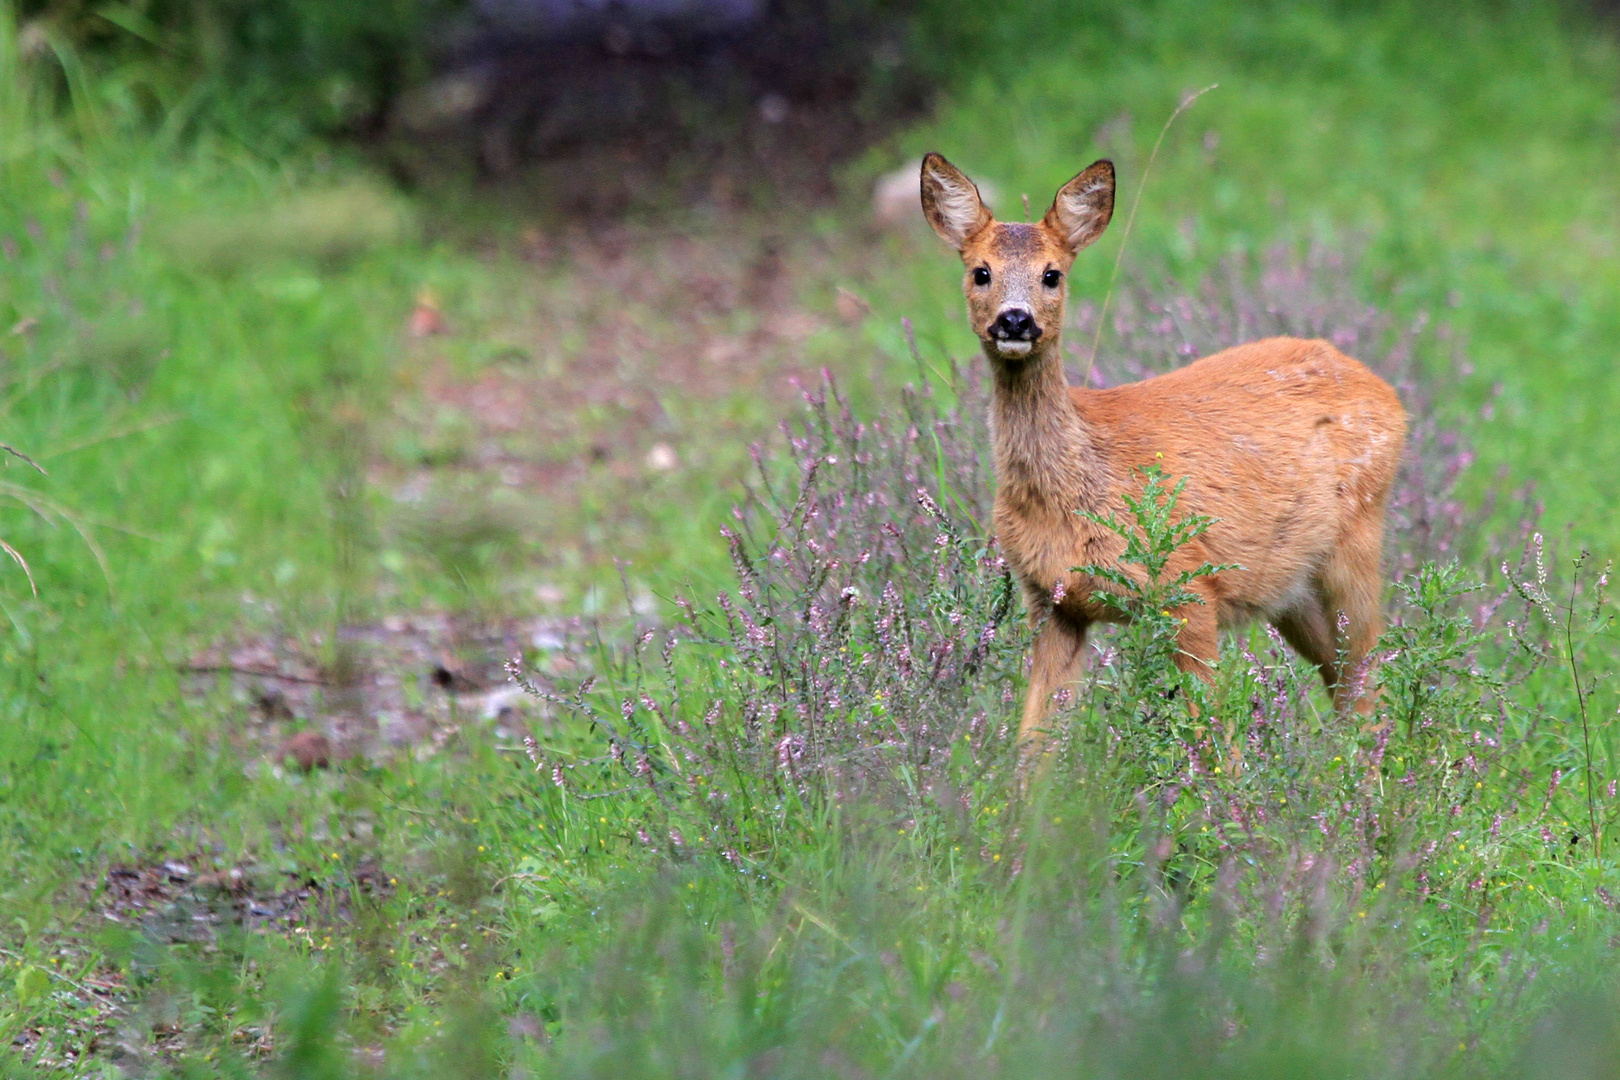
[
  {"left": 1043, "top": 160, "right": 1115, "bottom": 253},
  {"left": 920, "top": 153, "right": 992, "bottom": 250}
]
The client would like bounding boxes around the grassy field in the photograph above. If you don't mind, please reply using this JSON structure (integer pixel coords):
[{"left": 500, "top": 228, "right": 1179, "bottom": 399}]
[{"left": 3, "top": 0, "right": 1620, "bottom": 1075}]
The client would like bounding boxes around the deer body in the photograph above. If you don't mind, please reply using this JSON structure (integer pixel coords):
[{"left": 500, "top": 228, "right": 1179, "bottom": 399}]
[{"left": 920, "top": 153, "right": 1406, "bottom": 755}]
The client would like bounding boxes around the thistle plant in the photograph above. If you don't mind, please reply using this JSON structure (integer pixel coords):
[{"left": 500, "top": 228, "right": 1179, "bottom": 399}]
[{"left": 1073, "top": 464, "right": 1235, "bottom": 774}]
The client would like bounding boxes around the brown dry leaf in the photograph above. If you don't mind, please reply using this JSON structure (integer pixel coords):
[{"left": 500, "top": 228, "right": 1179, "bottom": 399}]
[
  {"left": 277, "top": 729, "right": 332, "bottom": 771},
  {"left": 835, "top": 287, "right": 871, "bottom": 325},
  {"left": 409, "top": 289, "right": 447, "bottom": 337}
]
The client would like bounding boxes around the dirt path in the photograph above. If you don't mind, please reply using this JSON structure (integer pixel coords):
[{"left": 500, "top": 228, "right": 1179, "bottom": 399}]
[
  {"left": 187, "top": 187, "right": 911, "bottom": 771},
  {"left": 378, "top": 204, "right": 887, "bottom": 601}
]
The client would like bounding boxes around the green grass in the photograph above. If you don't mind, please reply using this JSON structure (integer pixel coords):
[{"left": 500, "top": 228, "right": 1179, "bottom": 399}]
[{"left": 3, "top": 0, "right": 1620, "bottom": 1075}]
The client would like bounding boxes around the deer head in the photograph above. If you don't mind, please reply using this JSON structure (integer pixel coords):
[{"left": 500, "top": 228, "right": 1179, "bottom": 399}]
[{"left": 920, "top": 153, "right": 1115, "bottom": 363}]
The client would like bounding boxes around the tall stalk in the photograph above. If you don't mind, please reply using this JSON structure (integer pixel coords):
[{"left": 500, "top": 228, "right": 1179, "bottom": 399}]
[{"left": 1563, "top": 552, "right": 1601, "bottom": 864}]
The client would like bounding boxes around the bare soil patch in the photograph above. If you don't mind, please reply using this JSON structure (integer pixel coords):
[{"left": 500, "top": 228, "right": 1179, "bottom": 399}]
[{"left": 183, "top": 612, "right": 594, "bottom": 767}]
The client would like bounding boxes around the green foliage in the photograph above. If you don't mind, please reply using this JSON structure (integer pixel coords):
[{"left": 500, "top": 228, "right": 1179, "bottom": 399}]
[
  {"left": 15, "top": 0, "right": 458, "bottom": 136},
  {"left": 1378, "top": 561, "right": 1501, "bottom": 739},
  {"left": 270, "top": 964, "right": 347, "bottom": 1080},
  {"left": 1075, "top": 463, "right": 1236, "bottom": 731}
]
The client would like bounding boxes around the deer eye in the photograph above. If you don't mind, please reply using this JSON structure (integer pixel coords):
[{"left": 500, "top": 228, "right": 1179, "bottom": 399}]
[
  {"left": 1042, "top": 269, "right": 1063, "bottom": 288},
  {"left": 972, "top": 266, "right": 991, "bottom": 286}
]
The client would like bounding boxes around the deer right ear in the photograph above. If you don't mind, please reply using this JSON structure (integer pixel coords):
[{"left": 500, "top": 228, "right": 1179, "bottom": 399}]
[
  {"left": 1044, "top": 160, "right": 1115, "bottom": 253},
  {"left": 920, "top": 153, "right": 992, "bottom": 251}
]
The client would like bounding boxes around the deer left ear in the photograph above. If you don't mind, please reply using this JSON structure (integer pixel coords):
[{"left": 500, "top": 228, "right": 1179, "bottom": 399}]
[
  {"left": 920, "top": 152, "right": 993, "bottom": 251},
  {"left": 1043, "top": 160, "right": 1115, "bottom": 253}
]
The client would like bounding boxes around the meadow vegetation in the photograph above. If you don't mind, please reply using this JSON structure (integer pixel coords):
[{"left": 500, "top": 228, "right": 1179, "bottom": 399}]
[{"left": 2, "top": 0, "right": 1620, "bottom": 1076}]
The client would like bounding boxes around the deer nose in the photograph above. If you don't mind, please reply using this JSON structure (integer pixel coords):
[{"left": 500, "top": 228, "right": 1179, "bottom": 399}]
[{"left": 990, "top": 308, "right": 1040, "bottom": 341}]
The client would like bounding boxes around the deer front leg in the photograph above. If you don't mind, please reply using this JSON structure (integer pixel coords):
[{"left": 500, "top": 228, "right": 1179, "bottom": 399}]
[
  {"left": 1018, "top": 613, "right": 1089, "bottom": 767},
  {"left": 1170, "top": 597, "right": 1220, "bottom": 689}
]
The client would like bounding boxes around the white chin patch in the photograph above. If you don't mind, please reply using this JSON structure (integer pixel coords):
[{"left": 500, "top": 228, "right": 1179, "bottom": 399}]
[{"left": 994, "top": 340, "right": 1033, "bottom": 359}]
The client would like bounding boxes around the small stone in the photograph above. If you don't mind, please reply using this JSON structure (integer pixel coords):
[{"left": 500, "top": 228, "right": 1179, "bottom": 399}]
[
  {"left": 872, "top": 162, "right": 922, "bottom": 227},
  {"left": 645, "top": 443, "right": 678, "bottom": 472}
]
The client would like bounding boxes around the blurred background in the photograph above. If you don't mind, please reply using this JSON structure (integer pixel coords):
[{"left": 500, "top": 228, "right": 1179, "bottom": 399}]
[{"left": 3, "top": 0, "right": 1620, "bottom": 1074}]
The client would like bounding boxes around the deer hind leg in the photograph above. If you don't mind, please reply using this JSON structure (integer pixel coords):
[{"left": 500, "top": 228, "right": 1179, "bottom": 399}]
[
  {"left": 1320, "top": 519, "right": 1387, "bottom": 718},
  {"left": 1019, "top": 614, "right": 1089, "bottom": 765},
  {"left": 1271, "top": 588, "right": 1341, "bottom": 694}
]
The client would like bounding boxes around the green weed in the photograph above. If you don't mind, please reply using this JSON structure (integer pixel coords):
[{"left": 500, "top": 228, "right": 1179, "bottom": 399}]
[{"left": 1074, "top": 463, "right": 1235, "bottom": 733}]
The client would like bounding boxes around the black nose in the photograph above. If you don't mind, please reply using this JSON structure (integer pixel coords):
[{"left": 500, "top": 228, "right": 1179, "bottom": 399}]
[{"left": 990, "top": 308, "right": 1040, "bottom": 341}]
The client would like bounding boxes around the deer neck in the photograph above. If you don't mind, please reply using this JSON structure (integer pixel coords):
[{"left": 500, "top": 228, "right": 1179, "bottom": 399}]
[{"left": 987, "top": 339, "right": 1109, "bottom": 515}]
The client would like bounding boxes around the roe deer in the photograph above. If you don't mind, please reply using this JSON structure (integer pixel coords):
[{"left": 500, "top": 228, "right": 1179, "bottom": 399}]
[{"left": 919, "top": 153, "right": 1407, "bottom": 760}]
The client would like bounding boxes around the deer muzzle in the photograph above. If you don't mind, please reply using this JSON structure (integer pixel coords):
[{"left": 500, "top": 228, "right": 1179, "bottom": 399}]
[{"left": 989, "top": 307, "right": 1041, "bottom": 357}]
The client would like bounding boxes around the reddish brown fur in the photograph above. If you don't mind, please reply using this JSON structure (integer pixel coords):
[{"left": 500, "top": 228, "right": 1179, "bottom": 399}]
[{"left": 919, "top": 153, "right": 1407, "bottom": 760}]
